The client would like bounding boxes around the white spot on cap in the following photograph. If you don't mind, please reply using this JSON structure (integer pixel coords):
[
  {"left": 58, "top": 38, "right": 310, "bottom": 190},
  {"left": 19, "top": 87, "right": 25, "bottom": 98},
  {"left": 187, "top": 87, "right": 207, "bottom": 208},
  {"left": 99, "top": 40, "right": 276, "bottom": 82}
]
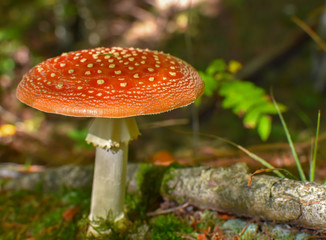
[
  {"left": 77, "top": 86, "right": 83, "bottom": 90},
  {"left": 97, "top": 79, "right": 105, "bottom": 84},
  {"left": 109, "top": 64, "right": 115, "bottom": 68},
  {"left": 169, "top": 72, "right": 176, "bottom": 76},
  {"left": 51, "top": 73, "right": 56, "bottom": 77},
  {"left": 133, "top": 74, "right": 139, "bottom": 78},
  {"left": 120, "top": 82, "right": 127, "bottom": 87},
  {"left": 115, "top": 70, "right": 121, "bottom": 75},
  {"left": 87, "top": 64, "right": 94, "bottom": 68},
  {"left": 149, "top": 77, "right": 154, "bottom": 81},
  {"left": 60, "top": 63, "right": 66, "bottom": 67},
  {"left": 68, "top": 69, "right": 74, "bottom": 74},
  {"left": 80, "top": 58, "right": 87, "bottom": 62},
  {"left": 148, "top": 68, "right": 154, "bottom": 72},
  {"left": 85, "top": 71, "right": 91, "bottom": 75}
]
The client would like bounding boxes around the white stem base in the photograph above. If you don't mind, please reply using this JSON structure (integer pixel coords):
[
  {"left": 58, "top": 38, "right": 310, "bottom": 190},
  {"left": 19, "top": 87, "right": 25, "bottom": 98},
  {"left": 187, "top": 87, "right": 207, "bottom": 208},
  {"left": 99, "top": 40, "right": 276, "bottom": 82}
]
[
  {"left": 86, "top": 117, "right": 140, "bottom": 236},
  {"left": 88, "top": 144, "right": 128, "bottom": 235}
]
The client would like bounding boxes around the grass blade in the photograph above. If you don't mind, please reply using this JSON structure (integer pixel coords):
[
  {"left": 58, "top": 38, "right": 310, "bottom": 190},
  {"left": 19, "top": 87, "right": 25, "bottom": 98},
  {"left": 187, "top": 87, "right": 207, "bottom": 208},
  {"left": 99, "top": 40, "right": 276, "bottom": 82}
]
[
  {"left": 309, "top": 110, "right": 321, "bottom": 182},
  {"left": 271, "top": 95, "right": 307, "bottom": 181},
  {"left": 186, "top": 130, "right": 287, "bottom": 178},
  {"left": 236, "top": 145, "right": 286, "bottom": 178}
]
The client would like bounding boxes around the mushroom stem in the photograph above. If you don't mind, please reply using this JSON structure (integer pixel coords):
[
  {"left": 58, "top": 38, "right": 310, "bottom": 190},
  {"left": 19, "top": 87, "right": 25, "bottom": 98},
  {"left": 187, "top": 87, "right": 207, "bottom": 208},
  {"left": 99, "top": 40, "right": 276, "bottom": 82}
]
[
  {"left": 85, "top": 117, "right": 140, "bottom": 235},
  {"left": 89, "top": 144, "right": 128, "bottom": 223}
]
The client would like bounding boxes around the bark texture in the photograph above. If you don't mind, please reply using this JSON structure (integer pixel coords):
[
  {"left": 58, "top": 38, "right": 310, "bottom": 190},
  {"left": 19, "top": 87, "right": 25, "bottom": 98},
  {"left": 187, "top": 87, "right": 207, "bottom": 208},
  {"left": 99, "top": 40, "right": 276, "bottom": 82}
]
[{"left": 161, "top": 162, "right": 326, "bottom": 230}]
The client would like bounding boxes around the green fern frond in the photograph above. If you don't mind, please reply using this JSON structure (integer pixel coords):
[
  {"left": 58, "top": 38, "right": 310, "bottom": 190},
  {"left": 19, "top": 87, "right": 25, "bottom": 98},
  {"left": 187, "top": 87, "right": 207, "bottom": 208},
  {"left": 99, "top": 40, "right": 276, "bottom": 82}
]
[{"left": 200, "top": 59, "right": 286, "bottom": 141}]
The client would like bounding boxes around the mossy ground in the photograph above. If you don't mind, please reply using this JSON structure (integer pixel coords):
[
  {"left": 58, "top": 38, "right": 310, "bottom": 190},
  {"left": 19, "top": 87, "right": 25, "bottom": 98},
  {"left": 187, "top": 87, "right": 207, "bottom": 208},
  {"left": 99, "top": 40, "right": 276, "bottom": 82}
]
[
  {"left": 0, "top": 187, "right": 194, "bottom": 240},
  {"left": 0, "top": 165, "right": 317, "bottom": 239},
  {"left": 0, "top": 187, "right": 91, "bottom": 239}
]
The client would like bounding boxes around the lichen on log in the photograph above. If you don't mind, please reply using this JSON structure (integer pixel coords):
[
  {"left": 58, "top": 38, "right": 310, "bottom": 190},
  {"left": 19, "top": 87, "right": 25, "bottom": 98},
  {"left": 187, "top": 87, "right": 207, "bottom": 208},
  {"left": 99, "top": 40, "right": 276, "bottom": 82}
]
[{"left": 161, "top": 162, "right": 326, "bottom": 230}]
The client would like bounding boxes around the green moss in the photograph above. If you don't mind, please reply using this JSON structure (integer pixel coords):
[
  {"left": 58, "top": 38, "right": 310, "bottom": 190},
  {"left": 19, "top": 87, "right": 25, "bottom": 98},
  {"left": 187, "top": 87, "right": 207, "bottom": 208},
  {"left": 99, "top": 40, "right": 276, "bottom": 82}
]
[
  {"left": 150, "top": 214, "right": 194, "bottom": 240},
  {"left": 0, "top": 187, "right": 91, "bottom": 240},
  {"left": 195, "top": 209, "right": 223, "bottom": 231},
  {"left": 128, "top": 164, "right": 168, "bottom": 219},
  {"left": 85, "top": 213, "right": 132, "bottom": 240},
  {"left": 0, "top": 165, "right": 191, "bottom": 240},
  {"left": 160, "top": 167, "right": 176, "bottom": 196}
]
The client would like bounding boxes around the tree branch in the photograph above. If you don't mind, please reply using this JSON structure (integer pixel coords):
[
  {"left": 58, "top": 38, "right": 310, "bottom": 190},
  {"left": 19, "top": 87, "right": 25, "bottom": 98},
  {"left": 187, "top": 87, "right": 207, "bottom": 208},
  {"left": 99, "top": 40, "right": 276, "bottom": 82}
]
[{"left": 161, "top": 162, "right": 326, "bottom": 230}]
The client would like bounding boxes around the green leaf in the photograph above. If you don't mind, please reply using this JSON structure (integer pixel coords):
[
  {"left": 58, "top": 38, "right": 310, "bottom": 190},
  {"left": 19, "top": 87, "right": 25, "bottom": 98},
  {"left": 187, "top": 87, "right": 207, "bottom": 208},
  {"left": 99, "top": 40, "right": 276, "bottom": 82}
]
[
  {"left": 231, "top": 97, "right": 266, "bottom": 115},
  {"left": 258, "top": 115, "right": 272, "bottom": 141},
  {"left": 206, "top": 59, "right": 226, "bottom": 75},
  {"left": 219, "top": 81, "right": 265, "bottom": 114},
  {"left": 200, "top": 72, "right": 219, "bottom": 97},
  {"left": 243, "top": 108, "right": 261, "bottom": 128},
  {"left": 242, "top": 101, "right": 273, "bottom": 128},
  {"left": 228, "top": 60, "right": 242, "bottom": 74},
  {"left": 198, "top": 58, "right": 287, "bottom": 141}
]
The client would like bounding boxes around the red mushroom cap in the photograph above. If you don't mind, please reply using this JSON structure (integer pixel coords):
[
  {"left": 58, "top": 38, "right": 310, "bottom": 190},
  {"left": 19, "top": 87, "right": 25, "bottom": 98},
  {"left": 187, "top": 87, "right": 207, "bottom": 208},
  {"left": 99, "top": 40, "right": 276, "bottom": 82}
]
[{"left": 16, "top": 47, "right": 204, "bottom": 118}]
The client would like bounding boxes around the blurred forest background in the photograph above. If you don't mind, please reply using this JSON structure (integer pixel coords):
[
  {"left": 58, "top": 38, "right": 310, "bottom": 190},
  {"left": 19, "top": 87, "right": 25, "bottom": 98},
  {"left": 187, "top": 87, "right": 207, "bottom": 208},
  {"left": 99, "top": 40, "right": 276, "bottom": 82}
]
[{"left": 1, "top": 0, "right": 326, "bottom": 179}]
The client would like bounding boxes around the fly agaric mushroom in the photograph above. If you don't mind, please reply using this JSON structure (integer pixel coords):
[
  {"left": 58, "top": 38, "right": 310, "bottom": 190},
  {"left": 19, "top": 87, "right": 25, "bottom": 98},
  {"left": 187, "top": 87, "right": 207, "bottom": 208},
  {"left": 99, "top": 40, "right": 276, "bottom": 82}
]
[{"left": 16, "top": 47, "right": 204, "bottom": 235}]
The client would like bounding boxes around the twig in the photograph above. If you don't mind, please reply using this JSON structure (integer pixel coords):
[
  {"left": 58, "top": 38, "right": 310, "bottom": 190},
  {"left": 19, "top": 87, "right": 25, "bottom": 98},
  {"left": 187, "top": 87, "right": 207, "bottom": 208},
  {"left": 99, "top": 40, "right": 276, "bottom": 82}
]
[
  {"left": 180, "top": 234, "right": 197, "bottom": 240},
  {"left": 292, "top": 16, "right": 326, "bottom": 51},
  {"left": 237, "top": 220, "right": 254, "bottom": 238},
  {"left": 0, "top": 105, "right": 20, "bottom": 122},
  {"left": 147, "top": 202, "right": 191, "bottom": 217},
  {"left": 247, "top": 168, "right": 293, "bottom": 186},
  {"left": 141, "top": 118, "right": 189, "bottom": 129}
]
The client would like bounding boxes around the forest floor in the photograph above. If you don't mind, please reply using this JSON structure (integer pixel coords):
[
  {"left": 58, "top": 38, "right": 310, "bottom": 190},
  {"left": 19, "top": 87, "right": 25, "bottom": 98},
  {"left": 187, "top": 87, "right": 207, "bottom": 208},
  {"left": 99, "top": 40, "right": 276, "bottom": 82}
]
[{"left": 1, "top": 157, "right": 326, "bottom": 240}]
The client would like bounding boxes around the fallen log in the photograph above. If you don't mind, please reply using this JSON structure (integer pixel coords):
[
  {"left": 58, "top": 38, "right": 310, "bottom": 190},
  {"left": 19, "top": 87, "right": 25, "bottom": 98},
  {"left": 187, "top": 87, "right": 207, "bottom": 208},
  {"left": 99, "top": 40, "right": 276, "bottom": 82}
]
[
  {"left": 3, "top": 162, "right": 326, "bottom": 230},
  {"left": 161, "top": 162, "right": 326, "bottom": 230}
]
